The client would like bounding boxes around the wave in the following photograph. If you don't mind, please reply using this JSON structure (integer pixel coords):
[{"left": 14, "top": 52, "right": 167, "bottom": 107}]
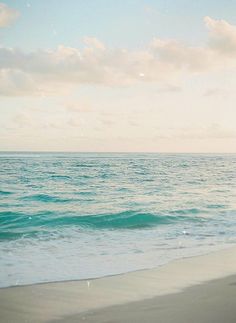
[
  {"left": 74, "top": 163, "right": 94, "bottom": 168},
  {"left": 50, "top": 175, "right": 71, "bottom": 180},
  {"left": 169, "top": 208, "right": 202, "bottom": 215},
  {"left": 0, "top": 190, "right": 13, "bottom": 196},
  {"left": 0, "top": 210, "right": 206, "bottom": 239},
  {"left": 45, "top": 211, "right": 204, "bottom": 229},
  {"left": 20, "top": 194, "right": 73, "bottom": 203}
]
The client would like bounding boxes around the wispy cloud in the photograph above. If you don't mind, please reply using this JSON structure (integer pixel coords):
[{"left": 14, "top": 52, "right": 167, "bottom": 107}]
[
  {"left": 203, "top": 88, "right": 228, "bottom": 97},
  {"left": 174, "top": 124, "right": 236, "bottom": 139},
  {"left": 64, "top": 101, "right": 91, "bottom": 113},
  {"left": 0, "top": 69, "right": 36, "bottom": 96},
  {"left": 0, "top": 2, "right": 19, "bottom": 28}
]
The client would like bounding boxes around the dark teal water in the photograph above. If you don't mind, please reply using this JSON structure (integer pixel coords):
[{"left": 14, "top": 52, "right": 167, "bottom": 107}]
[{"left": 0, "top": 153, "right": 236, "bottom": 287}]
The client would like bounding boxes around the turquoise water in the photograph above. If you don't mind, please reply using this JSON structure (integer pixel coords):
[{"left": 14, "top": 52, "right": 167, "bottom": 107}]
[{"left": 0, "top": 152, "right": 236, "bottom": 287}]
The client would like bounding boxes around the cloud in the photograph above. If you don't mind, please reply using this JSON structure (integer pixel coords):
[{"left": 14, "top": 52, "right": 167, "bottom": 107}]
[
  {"left": 64, "top": 101, "right": 91, "bottom": 113},
  {"left": 0, "top": 2, "right": 19, "bottom": 27},
  {"left": 174, "top": 124, "right": 236, "bottom": 139},
  {"left": 203, "top": 88, "right": 228, "bottom": 97},
  {"left": 150, "top": 39, "right": 213, "bottom": 72},
  {"left": 1, "top": 16, "right": 236, "bottom": 96},
  {"left": 205, "top": 16, "right": 236, "bottom": 55},
  {"left": 13, "top": 112, "right": 33, "bottom": 128},
  {"left": 0, "top": 69, "right": 37, "bottom": 96}
]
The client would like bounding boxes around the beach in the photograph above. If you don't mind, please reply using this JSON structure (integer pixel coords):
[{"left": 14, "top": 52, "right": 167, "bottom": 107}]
[
  {"left": 55, "top": 274, "right": 236, "bottom": 323},
  {"left": 1, "top": 246, "right": 236, "bottom": 323},
  {"left": 1, "top": 0, "right": 236, "bottom": 321}
]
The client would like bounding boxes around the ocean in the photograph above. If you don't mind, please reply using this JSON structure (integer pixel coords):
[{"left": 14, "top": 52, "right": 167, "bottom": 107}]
[{"left": 0, "top": 152, "right": 236, "bottom": 288}]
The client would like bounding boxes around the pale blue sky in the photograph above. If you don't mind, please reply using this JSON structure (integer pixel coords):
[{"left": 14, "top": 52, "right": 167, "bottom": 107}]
[{"left": 3, "top": 0, "right": 236, "bottom": 50}]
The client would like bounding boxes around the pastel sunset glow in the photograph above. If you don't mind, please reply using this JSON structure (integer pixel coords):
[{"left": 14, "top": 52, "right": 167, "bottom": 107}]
[{"left": 1, "top": 0, "right": 236, "bottom": 152}]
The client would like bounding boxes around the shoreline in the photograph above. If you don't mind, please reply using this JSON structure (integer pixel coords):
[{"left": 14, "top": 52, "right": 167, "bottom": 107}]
[
  {"left": 1, "top": 245, "right": 236, "bottom": 322},
  {"left": 1, "top": 243, "right": 234, "bottom": 290}
]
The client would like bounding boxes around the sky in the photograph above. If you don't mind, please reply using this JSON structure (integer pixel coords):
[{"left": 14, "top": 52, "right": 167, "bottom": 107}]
[{"left": 1, "top": 0, "right": 236, "bottom": 152}]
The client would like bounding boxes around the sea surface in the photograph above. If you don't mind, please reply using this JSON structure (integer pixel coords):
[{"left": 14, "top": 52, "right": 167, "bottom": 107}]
[{"left": 0, "top": 152, "right": 236, "bottom": 288}]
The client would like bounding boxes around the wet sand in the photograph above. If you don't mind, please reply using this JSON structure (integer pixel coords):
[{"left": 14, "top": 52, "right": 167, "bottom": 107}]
[
  {"left": 53, "top": 274, "right": 236, "bottom": 323},
  {"left": 1, "top": 246, "right": 236, "bottom": 322}
]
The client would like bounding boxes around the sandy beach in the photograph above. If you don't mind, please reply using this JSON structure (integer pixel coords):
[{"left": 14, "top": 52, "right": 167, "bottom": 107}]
[
  {"left": 1, "top": 246, "right": 236, "bottom": 323},
  {"left": 54, "top": 274, "right": 236, "bottom": 323}
]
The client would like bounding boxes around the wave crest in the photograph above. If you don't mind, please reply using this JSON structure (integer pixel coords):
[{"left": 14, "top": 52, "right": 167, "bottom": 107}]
[{"left": 0, "top": 210, "right": 205, "bottom": 239}]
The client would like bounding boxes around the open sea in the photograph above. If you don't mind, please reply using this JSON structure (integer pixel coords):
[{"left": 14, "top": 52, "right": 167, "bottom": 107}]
[{"left": 0, "top": 152, "right": 236, "bottom": 288}]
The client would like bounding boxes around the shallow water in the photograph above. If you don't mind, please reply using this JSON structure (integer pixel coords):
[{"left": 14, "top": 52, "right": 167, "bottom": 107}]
[{"left": 0, "top": 152, "right": 236, "bottom": 287}]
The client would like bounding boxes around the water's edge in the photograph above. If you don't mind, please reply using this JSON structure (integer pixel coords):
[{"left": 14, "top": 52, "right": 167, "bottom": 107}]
[{"left": 1, "top": 243, "right": 235, "bottom": 289}]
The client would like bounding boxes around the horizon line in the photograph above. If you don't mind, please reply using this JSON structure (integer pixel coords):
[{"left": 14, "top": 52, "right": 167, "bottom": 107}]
[{"left": 0, "top": 151, "right": 236, "bottom": 154}]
